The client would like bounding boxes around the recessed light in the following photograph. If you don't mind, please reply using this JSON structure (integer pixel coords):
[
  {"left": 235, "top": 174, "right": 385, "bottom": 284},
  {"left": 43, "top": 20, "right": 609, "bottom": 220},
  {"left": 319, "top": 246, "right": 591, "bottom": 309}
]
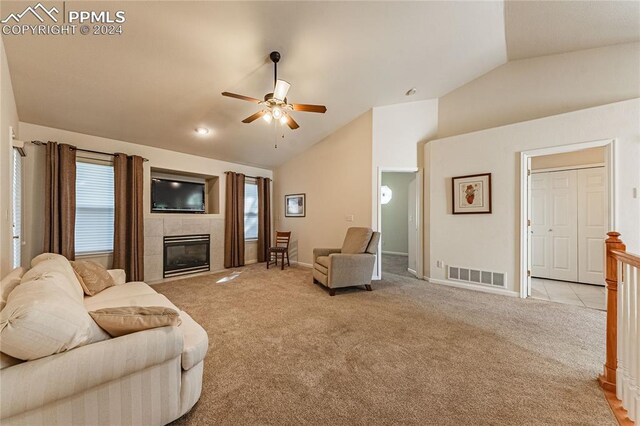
[
  {"left": 195, "top": 127, "right": 209, "bottom": 135},
  {"left": 406, "top": 88, "right": 417, "bottom": 96}
]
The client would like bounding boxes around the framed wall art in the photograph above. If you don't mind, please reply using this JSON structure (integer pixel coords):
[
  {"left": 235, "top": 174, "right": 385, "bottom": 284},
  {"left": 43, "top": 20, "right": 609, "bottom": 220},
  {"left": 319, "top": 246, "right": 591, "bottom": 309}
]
[
  {"left": 452, "top": 173, "right": 491, "bottom": 214},
  {"left": 285, "top": 193, "right": 306, "bottom": 217}
]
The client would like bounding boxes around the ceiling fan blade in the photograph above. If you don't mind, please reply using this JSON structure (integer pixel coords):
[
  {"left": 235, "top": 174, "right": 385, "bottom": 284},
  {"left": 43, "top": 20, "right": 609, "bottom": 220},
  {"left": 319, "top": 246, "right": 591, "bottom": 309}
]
[
  {"left": 242, "top": 110, "right": 266, "bottom": 123},
  {"left": 222, "top": 92, "right": 261, "bottom": 103},
  {"left": 292, "top": 103, "right": 327, "bottom": 113},
  {"left": 286, "top": 115, "right": 300, "bottom": 130},
  {"left": 273, "top": 80, "right": 291, "bottom": 101}
]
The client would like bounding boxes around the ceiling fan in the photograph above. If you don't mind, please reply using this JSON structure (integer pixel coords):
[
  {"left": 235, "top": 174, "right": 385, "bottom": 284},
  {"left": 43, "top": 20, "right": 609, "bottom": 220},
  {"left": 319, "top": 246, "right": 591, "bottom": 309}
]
[{"left": 222, "top": 51, "right": 327, "bottom": 130}]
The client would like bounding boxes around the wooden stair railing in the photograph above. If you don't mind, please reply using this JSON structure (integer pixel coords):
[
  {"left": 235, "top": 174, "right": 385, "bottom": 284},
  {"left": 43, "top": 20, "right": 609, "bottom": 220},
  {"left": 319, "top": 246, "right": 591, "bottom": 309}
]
[{"left": 599, "top": 231, "right": 640, "bottom": 423}]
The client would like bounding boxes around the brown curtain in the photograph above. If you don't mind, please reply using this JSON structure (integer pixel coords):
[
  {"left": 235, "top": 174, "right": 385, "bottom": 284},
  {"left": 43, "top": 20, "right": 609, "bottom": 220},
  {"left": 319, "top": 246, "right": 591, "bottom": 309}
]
[
  {"left": 256, "top": 177, "right": 272, "bottom": 262},
  {"left": 113, "top": 154, "right": 145, "bottom": 281},
  {"left": 44, "top": 142, "right": 76, "bottom": 259},
  {"left": 224, "top": 172, "right": 245, "bottom": 268}
]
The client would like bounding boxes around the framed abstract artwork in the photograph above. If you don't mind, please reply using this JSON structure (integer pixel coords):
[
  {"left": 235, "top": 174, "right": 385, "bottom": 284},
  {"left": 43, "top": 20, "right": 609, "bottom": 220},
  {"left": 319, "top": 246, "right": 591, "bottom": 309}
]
[
  {"left": 285, "top": 193, "right": 306, "bottom": 217},
  {"left": 452, "top": 173, "right": 492, "bottom": 214}
]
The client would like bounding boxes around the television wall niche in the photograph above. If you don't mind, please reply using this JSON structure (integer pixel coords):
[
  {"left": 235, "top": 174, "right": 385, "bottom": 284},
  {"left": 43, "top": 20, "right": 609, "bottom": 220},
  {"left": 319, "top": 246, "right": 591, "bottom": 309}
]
[{"left": 150, "top": 169, "right": 219, "bottom": 214}]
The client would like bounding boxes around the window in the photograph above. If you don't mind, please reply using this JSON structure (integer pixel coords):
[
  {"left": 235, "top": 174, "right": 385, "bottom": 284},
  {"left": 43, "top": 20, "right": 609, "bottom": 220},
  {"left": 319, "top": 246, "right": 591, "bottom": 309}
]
[
  {"left": 244, "top": 181, "right": 258, "bottom": 240},
  {"left": 11, "top": 148, "right": 22, "bottom": 268},
  {"left": 75, "top": 161, "right": 115, "bottom": 254}
]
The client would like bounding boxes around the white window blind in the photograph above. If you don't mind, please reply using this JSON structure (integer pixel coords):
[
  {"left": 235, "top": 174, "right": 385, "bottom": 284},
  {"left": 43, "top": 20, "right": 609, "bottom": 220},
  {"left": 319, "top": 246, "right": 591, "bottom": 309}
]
[
  {"left": 244, "top": 182, "right": 258, "bottom": 240},
  {"left": 11, "top": 148, "right": 22, "bottom": 268},
  {"left": 75, "top": 161, "right": 115, "bottom": 254}
]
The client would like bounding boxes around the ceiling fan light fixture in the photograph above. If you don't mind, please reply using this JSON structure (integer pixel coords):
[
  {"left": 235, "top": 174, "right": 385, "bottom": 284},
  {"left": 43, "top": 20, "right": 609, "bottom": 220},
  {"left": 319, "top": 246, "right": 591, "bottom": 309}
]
[
  {"left": 195, "top": 127, "right": 209, "bottom": 135},
  {"left": 272, "top": 107, "right": 283, "bottom": 120},
  {"left": 273, "top": 80, "right": 291, "bottom": 102},
  {"left": 279, "top": 115, "right": 288, "bottom": 125},
  {"left": 262, "top": 111, "right": 273, "bottom": 123}
]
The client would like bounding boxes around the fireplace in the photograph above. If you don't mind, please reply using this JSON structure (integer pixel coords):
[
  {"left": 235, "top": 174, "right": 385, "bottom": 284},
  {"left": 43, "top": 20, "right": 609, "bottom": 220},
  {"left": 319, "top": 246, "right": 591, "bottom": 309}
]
[{"left": 163, "top": 234, "right": 210, "bottom": 278}]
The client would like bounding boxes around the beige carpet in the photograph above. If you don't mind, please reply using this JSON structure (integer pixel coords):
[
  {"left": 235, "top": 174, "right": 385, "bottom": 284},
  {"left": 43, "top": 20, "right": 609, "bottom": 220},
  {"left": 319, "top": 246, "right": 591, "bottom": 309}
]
[{"left": 154, "top": 264, "right": 614, "bottom": 425}]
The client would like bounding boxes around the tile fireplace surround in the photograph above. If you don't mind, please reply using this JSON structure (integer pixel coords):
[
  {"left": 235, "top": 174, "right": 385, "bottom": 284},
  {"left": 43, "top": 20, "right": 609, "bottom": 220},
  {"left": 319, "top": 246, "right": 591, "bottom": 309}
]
[{"left": 144, "top": 217, "right": 224, "bottom": 282}]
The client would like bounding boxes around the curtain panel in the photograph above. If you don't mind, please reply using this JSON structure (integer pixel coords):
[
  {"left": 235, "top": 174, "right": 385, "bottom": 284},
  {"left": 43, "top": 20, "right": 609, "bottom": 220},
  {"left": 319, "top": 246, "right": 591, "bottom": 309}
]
[
  {"left": 256, "top": 177, "right": 272, "bottom": 263},
  {"left": 113, "top": 154, "right": 145, "bottom": 281},
  {"left": 224, "top": 172, "right": 245, "bottom": 268},
  {"left": 44, "top": 142, "right": 76, "bottom": 259}
]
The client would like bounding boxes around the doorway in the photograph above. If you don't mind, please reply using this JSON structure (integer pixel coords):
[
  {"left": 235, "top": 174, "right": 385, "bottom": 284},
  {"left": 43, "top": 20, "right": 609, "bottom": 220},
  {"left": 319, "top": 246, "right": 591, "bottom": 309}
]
[
  {"left": 521, "top": 141, "right": 614, "bottom": 309},
  {"left": 379, "top": 171, "right": 420, "bottom": 278}
]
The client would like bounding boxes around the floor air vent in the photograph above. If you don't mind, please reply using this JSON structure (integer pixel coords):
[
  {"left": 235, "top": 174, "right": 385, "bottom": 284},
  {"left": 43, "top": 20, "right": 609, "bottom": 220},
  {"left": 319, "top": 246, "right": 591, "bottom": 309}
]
[{"left": 448, "top": 266, "right": 506, "bottom": 288}]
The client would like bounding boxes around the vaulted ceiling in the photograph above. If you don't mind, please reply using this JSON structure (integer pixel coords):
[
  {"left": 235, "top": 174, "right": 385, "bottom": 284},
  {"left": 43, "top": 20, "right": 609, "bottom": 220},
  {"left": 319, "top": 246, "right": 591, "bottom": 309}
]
[{"left": 2, "top": 1, "right": 638, "bottom": 168}]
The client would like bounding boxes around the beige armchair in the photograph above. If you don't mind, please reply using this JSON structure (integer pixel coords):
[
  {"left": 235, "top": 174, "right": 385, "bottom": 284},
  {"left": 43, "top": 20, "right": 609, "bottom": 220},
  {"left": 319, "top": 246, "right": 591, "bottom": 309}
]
[{"left": 312, "top": 227, "right": 381, "bottom": 296}]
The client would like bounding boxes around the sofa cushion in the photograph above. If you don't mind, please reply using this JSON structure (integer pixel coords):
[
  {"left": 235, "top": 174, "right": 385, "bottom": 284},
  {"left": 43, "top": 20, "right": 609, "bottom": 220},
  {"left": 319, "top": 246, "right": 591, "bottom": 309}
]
[
  {"left": 341, "top": 227, "right": 374, "bottom": 254},
  {"left": 71, "top": 260, "right": 115, "bottom": 296},
  {"left": 179, "top": 311, "right": 209, "bottom": 371},
  {"left": 0, "top": 352, "right": 23, "bottom": 369},
  {"left": 84, "top": 288, "right": 178, "bottom": 312},
  {"left": 83, "top": 282, "right": 156, "bottom": 307},
  {"left": 0, "top": 267, "right": 25, "bottom": 311},
  {"left": 22, "top": 257, "right": 84, "bottom": 302},
  {"left": 89, "top": 306, "right": 181, "bottom": 337},
  {"left": 0, "top": 277, "right": 109, "bottom": 360}
]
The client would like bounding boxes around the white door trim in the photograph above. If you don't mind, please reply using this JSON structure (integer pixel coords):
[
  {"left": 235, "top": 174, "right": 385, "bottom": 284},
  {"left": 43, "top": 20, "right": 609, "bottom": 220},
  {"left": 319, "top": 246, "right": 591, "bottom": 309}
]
[
  {"left": 519, "top": 139, "right": 616, "bottom": 299},
  {"left": 375, "top": 167, "right": 422, "bottom": 280}
]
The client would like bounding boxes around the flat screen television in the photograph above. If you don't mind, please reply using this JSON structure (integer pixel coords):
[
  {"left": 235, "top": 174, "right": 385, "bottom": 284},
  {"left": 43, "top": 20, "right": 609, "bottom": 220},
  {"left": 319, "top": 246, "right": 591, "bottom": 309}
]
[{"left": 151, "top": 178, "right": 205, "bottom": 213}]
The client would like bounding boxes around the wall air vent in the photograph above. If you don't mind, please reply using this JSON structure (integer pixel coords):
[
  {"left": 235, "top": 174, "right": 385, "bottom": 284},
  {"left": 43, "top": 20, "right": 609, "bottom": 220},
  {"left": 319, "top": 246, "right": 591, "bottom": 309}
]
[{"left": 448, "top": 266, "right": 506, "bottom": 288}]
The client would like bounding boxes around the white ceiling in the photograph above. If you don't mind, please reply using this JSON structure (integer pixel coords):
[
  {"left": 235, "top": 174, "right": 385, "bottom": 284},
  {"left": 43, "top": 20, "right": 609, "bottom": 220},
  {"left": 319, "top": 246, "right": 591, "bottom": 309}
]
[
  {"left": 505, "top": 0, "right": 640, "bottom": 60},
  {"left": 3, "top": 1, "right": 638, "bottom": 168},
  {"left": 2, "top": 1, "right": 506, "bottom": 168}
]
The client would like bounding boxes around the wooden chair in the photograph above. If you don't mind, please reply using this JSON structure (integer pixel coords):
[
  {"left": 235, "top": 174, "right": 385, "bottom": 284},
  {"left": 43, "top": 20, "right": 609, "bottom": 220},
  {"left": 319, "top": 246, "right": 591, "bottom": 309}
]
[{"left": 267, "top": 231, "right": 291, "bottom": 270}]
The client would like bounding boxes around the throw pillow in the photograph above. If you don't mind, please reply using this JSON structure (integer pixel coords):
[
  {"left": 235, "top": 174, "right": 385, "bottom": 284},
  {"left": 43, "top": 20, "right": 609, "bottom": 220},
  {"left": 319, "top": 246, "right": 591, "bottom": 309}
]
[
  {"left": 0, "top": 277, "right": 110, "bottom": 361},
  {"left": 71, "top": 260, "right": 115, "bottom": 296},
  {"left": 0, "top": 267, "right": 25, "bottom": 311},
  {"left": 89, "top": 306, "right": 182, "bottom": 337},
  {"left": 22, "top": 257, "right": 85, "bottom": 302}
]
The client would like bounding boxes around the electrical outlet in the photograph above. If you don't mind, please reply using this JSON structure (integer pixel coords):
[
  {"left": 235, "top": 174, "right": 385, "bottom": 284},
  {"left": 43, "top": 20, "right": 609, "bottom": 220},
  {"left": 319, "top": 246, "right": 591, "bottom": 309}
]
[{"left": 436, "top": 260, "right": 444, "bottom": 268}]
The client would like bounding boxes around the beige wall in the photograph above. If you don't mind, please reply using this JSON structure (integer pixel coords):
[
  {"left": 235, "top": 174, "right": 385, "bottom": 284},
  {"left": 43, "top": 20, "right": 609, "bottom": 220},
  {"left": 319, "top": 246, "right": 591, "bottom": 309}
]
[
  {"left": 425, "top": 99, "right": 640, "bottom": 296},
  {"left": 531, "top": 146, "right": 605, "bottom": 170},
  {"left": 17, "top": 122, "right": 272, "bottom": 271},
  {"left": 438, "top": 42, "right": 640, "bottom": 138},
  {"left": 0, "top": 39, "right": 19, "bottom": 278},
  {"left": 273, "top": 111, "right": 373, "bottom": 266}
]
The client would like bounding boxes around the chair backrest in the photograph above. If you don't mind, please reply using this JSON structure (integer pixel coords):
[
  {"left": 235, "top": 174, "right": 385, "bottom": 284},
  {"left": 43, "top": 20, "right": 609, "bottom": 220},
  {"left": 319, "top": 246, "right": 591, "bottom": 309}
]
[
  {"left": 365, "top": 232, "right": 381, "bottom": 254},
  {"left": 341, "top": 227, "right": 374, "bottom": 254},
  {"left": 275, "top": 231, "right": 291, "bottom": 249}
]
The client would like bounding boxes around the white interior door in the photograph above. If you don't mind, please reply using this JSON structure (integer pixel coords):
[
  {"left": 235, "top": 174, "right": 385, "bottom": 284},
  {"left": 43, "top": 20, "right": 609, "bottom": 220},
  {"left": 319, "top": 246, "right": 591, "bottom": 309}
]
[
  {"left": 530, "top": 173, "right": 551, "bottom": 278},
  {"left": 531, "top": 170, "right": 578, "bottom": 281},
  {"left": 577, "top": 167, "right": 607, "bottom": 285},
  {"left": 407, "top": 175, "right": 417, "bottom": 276}
]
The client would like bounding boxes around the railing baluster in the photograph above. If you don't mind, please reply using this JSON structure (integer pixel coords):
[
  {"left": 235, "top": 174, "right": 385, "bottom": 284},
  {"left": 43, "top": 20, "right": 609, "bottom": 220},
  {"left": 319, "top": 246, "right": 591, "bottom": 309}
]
[{"left": 600, "top": 231, "right": 640, "bottom": 422}]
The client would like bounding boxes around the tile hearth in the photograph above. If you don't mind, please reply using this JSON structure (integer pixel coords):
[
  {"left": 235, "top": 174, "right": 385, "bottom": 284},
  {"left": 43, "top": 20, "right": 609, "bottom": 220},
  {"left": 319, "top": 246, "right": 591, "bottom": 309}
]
[{"left": 144, "top": 217, "right": 224, "bottom": 282}]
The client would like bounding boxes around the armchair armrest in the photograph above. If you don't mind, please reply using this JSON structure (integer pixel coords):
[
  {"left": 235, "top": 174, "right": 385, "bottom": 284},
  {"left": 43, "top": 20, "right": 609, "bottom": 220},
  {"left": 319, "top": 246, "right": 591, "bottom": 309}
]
[
  {"left": 107, "top": 269, "right": 126, "bottom": 285},
  {"left": 327, "top": 253, "right": 376, "bottom": 287},
  {"left": 0, "top": 326, "right": 183, "bottom": 419},
  {"left": 313, "top": 248, "right": 341, "bottom": 264}
]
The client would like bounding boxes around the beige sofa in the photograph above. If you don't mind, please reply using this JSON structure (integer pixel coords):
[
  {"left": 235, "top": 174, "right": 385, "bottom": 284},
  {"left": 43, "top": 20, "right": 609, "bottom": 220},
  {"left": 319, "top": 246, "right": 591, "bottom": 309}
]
[
  {"left": 313, "top": 227, "right": 380, "bottom": 296},
  {"left": 0, "top": 254, "right": 208, "bottom": 425}
]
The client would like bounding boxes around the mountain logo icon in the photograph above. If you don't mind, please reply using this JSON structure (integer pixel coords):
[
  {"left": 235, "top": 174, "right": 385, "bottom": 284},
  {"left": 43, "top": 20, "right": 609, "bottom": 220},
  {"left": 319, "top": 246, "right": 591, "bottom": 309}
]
[{"left": 1, "top": 3, "right": 59, "bottom": 24}]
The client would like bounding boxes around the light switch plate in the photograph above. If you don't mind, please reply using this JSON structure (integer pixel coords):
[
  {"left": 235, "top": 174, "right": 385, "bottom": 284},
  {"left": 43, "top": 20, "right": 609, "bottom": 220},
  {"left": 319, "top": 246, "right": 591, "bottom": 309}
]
[{"left": 346, "top": 215, "right": 354, "bottom": 222}]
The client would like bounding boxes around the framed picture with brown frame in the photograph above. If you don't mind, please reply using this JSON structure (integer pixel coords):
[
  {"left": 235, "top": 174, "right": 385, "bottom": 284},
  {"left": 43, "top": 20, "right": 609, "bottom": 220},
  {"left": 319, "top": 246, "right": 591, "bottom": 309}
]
[
  {"left": 452, "top": 173, "right": 492, "bottom": 214},
  {"left": 285, "top": 193, "right": 306, "bottom": 217}
]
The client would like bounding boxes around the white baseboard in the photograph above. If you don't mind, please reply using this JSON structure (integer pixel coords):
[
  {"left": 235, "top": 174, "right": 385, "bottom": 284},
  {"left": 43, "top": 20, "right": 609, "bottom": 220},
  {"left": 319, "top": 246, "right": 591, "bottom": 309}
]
[
  {"left": 382, "top": 251, "right": 408, "bottom": 256},
  {"left": 407, "top": 268, "right": 417, "bottom": 277},
  {"left": 425, "top": 277, "right": 519, "bottom": 298},
  {"left": 245, "top": 259, "right": 258, "bottom": 265},
  {"left": 293, "top": 261, "right": 313, "bottom": 269}
]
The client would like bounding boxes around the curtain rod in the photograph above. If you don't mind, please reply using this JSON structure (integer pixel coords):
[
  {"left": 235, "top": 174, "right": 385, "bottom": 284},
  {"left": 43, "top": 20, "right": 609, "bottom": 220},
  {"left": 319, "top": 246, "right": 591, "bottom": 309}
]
[
  {"left": 28, "top": 140, "right": 149, "bottom": 162},
  {"left": 225, "top": 171, "right": 271, "bottom": 180}
]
